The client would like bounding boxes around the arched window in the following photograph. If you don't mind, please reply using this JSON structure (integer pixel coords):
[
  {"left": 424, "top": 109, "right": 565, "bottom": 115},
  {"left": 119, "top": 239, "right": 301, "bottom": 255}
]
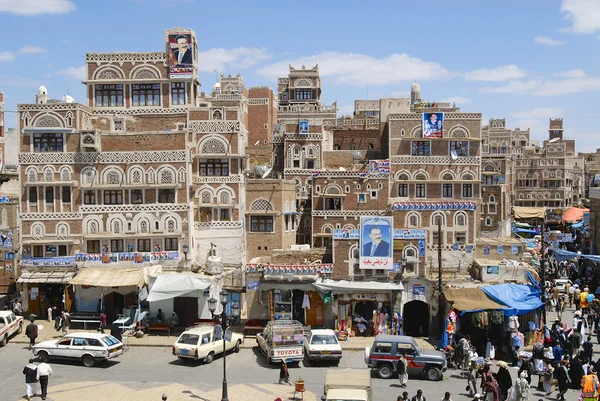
[
  {"left": 407, "top": 213, "right": 420, "bottom": 228},
  {"left": 60, "top": 167, "right": 71, "bottom": 181},
  {"left": 147, "top": 169, "right": 155, "bottom": 184},
  {"left": 178, "top": 168, "right": 186, "bottom": 183},
  {"left": 27, "top": 167, "right": 37, "bottom": 182},
  {"left": 442, "top": 173, "right": 454, "bottom": 180},
  {"left": 56, "top": 223, "right": 69, "bottom": 240},
  {"left": 212, "top": 110, "right": 222, "bottom": 120},
  {"left": 485, "top": 217, "right": 492, "bottom": 226},
  {"left": 158, "top": 168, "right": 174, "bottom": 184},
  {"left": 455, "top": 213, "right": 467, "bottom": 226},
  {"left": 397, "top": 173, "right": 410, "bottom": 180},
  {"left": 165, "top": 217, "right": 177, "bottom": 233},
  {"left": 112, "top": 220, "right": 121, "bottom": 234},
  {"left": 219, "top": 191, "right": 231, "bottom": 204},
  {"left": 31, "top": 223, "right": 44, "bottom": 240},
  {"left": 250, "top": 199, "right": 274, "bottom": 211},
  {"left": 489, "top": 195, "right": 495, "bottom": 203},
  {"left": 44, "top": 167, "right": 54, "bottom": 181},
  {"left": 201, "top": 138, "right": 227, "bottom": 154},
  {"left": 415, "top": 173, "right": 427, "bottom": 180},
  {"left": 88, "top": 221, "right": 98, "bottom": 234},
  {"left": 333, "top": 144, "right": 341, "bottom": 150},
  {"left": 200, "top": 190, "right": 212, "bottom": 204},
  {"left": 105, "top": 170, "right": 121, "bottom": 185},
  {"left": 139, "top": 219, "right": 149, "bottom": 233}
]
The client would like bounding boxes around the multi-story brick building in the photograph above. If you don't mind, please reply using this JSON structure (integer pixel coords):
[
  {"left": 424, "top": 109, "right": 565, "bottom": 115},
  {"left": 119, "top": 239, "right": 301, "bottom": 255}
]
[
  {"left": 578, "top": 148, "right": 600, "bottom": 198},
  {"left": 480, "top": 118, "right": 519, "bottom": 237}
]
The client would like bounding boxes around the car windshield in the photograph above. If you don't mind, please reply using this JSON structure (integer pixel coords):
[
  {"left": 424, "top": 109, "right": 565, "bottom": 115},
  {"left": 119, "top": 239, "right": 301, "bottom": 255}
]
[
  {"left": 311, "top": 334, "right": 338, "bottom": 345},
  {"left": 102, "top": 335, "right": 121, "bottom": 346},
  {"left": 178, "top": 334, "right": 200, "bottom": 345}
]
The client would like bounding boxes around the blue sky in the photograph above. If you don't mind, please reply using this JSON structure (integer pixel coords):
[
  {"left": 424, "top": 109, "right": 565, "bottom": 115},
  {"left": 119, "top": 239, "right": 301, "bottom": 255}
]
[{"left": 1, "top": 0, "right": 599, "bottom": 151}]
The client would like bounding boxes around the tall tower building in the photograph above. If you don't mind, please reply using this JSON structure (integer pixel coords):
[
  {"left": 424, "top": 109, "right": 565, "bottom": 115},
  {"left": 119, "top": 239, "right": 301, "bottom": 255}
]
[{"left": 410, "top": 81, "right": 421, "bottom": 104}]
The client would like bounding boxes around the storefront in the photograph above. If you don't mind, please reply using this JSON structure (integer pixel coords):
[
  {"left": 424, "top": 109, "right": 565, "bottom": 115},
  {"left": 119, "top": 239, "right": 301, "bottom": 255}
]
[
  {"left": 313, "top": 279, "right": 404, "bottom": 337},
  {"left": 17, "top": 270, "right": 76, "bottom": 317},
  {"left": 258, "top": 281, "right": 323, "bottom": 326}
]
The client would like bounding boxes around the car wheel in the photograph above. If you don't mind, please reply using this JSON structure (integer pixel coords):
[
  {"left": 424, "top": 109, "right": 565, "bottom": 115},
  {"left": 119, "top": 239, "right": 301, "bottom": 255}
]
[
  {"left": 17, "top": 323, "right": 22, "bottom": 334},
  {"left": 37, "top": 351, "right": 50, "bottom": 363},
  {"left": 364, "top": 347, "right": 370, "bottom": 364},
  {"left": 426, "top": 366, "right": 443, "bottom": 381},
  {"left": 205, "top": 352, "right": 214, "bottom": 364},
  {"left": 0, "top": 335, "right": 6, "bottom": 347},
  {"left": 378, "top": 363, "right": 394, "bottom": 379},
  {"left": 234, "top": 340, "right": 241, "bottom": 353},
  {"left": 82, "top": 354, "right": 95, "bottom": 367}
]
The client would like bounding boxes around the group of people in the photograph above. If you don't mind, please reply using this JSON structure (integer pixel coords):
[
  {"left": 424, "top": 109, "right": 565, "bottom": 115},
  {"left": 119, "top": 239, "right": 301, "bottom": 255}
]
[{"left": 22, "top": 359, "right": 52, "bottom": 401}]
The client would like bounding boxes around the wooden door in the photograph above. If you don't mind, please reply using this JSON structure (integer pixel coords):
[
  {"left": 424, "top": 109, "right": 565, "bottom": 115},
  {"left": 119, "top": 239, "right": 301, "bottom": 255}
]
[
  {"left": 174, "top": 297, "right": 198, "bottom": 326},
  {"left": 65, "top": 285, "right": 74, "bottom": 312},
  {"left": 28, "top": 286, "right": 40, "bottom": 316},
  {"left": 305, "top": 292, "right": 324, "bottom": 327}
]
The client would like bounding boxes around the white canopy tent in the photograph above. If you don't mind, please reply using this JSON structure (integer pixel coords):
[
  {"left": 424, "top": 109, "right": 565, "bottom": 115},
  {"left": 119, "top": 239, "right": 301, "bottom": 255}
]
[
  {"left": 312, "top": 278, "right": 404, "bottom": 293},
  {"left": 147, "top": 274, "right": 213, "bottom": 302}
]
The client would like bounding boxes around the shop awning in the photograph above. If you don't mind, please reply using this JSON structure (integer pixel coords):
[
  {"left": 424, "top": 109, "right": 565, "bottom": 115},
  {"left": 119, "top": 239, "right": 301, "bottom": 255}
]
[
  {"left": 562, "top": 207, "right": 589, "bottom": 223},
  {"left": 443, "top": 287, "right": 507, "bottom": 313},
  {"left": 513, "top": 206, "right": 546, "bottom": 219},
  {"left": 312, "top": 278, "right": 403, "bottom": 293},
  {"left": 481, "top": 283, "right": 543, "bottom": 316},
  {"left": 69, "top": 268, "right": 143, "bottom": 287},
  {"left": 17, "top": 271, "right": 76, "bottom": 284},
  {"left": 515, "top": 222, "right": 532, "bottom": 228},
  {"left": 146, "top": 274, "right": 213, "bottom": 302}
]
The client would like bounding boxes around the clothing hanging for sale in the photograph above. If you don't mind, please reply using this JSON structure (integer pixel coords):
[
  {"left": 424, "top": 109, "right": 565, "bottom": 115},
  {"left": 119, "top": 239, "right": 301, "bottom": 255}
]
[{"left": 302, "top": 294, "right": 311, "bottom": 309}]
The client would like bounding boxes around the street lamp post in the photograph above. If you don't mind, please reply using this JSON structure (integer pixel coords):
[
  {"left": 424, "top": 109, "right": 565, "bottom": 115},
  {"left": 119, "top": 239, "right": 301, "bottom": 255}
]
[{"left": 208, "top": 290, "right": 240, "bottom": 401}]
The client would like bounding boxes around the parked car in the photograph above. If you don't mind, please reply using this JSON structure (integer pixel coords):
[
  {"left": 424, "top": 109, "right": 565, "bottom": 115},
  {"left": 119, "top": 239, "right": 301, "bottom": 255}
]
[
  {"left": 256, "top": 320, "right": 304, "bottom": 364},
  {"left": 304, "top": 329, "right": 342, "bottom": 364},
  {"left": 0, "top": 310, "right": 23, "bottom": 347},
  {"left": 33, "top": 332, "right": 124, "bottom": 367},
  {"left": 365, "top": 335, "right": 447, "bottom": 381},
  {"left": 172, "top": 324, "right": 243, "bottom": 363},
  {"left": 553, "top": 278, "right": 572, "bottom": 294}
]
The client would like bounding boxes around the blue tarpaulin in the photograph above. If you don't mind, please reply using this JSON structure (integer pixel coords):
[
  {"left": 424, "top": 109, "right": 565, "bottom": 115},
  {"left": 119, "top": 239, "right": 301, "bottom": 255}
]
[
  {"left": 552, "top": 247, "right": 600, "bottom": 263},
  {"left": 515, "top": 228, "right": 538, "bottom": 234},
  {"left": 481, "top": 284, "right": 543, "bottom": 316},
  {"left": 572, "top": 221, "right": 584, "bottom": 229}
]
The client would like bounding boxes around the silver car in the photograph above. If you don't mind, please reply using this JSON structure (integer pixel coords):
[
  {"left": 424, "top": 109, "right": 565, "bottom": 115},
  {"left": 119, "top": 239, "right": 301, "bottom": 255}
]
[{"left": 33, "top": 332, "right": 124, "bottom": 367}]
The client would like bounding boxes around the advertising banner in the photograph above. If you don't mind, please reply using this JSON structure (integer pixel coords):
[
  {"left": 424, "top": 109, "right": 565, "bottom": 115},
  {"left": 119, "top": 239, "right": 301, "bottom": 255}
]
[
  {"left": 423, "top": 112, "right": 444, "bottom": 138},
  {"left": 168, "top": 32, "right": 194, "bottom": 79},
  {"left": 360, "top": 216, "right": 393, "bottom": 269}
]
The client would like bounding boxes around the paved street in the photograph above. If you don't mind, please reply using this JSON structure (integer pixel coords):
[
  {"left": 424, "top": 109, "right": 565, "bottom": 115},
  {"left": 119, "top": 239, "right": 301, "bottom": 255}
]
[{"left": 0, "top": 342, "right": 584, "bottom": 401}]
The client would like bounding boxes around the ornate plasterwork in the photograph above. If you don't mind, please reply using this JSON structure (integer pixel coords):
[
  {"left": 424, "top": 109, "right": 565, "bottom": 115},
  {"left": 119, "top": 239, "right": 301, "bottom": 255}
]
[
  {"left": 390, "top": 156, "right": 480, "bottom": 165},
  {"left": 192, "top": 174, "right": 243, "bottom": 184},
  {"left": 389, "top": 113, "right": 482, "bottom": 120},
  {"left": 19, "top": 103, "right": 90, "bottom": 112},
  {"left": 80, "top": 204, "right": 188, "bottom": 214},
  {"left": 130, "top": 64, "right": 162, "bottom": 80},
  {"left": 312, "top": 210, "right": 387, "bottom": 217},
  {"left": 86, "top": 52, "right": 167, "bottom": 63},
  {"left": 33, "top": 113, "right": 64, "bottom": 128},
  {"left": 188, "top": 121, "right": 240, "bottom": 133},
  {"left": 21, "top": 212, "right": 83, "bottom": 220},
  {"left": 194, "top": 221, "right": 243, "bottom": 229},
  {"left": 248, "top": 98, "right": 269, "bottom": 105},
  {"left": 92, "top": 107, "right": 188, "bottom": 115},
  {"left": 284, "top": 134, "right": 323, "bottom": 140},
  {"left": 19, "top": 150, "right": 186, "bottom": 164},
  {"left": 94, "top": 67, "right": 124, "bottom": 80}
]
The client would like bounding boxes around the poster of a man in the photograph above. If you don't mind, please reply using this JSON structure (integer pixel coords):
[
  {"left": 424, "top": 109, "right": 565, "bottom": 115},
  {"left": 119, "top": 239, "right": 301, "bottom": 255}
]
[
  {"left": 299, "top": 120, "right": 309, "bottom": 134},
  {"left": 169, "top": 34, "right": 194, "bottom": 65},
  {"left": 360, "top": 216, "right": 393, "bottom": 269},
  {"left": 422, "top": 112, "right": 444, "bottom": 138}
]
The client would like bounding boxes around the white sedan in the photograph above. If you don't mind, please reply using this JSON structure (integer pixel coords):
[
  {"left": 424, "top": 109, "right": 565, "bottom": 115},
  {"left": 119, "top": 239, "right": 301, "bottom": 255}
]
[
  {"left": 33, "top": 333, "right": 124, "bottom": 367},
  {"left": 304, "top": 329, "right": 342, "bottom": 364},
  {"left": 172, "top": 325, "right": 243, "bottom": 363}
]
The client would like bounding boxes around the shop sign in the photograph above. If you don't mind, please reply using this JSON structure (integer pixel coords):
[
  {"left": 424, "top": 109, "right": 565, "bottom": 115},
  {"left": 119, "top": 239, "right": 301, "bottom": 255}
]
[
  {"left": 246, "top": 264, "right": 333, "bottom": 275},
  {"left": 393, "top": 229, "right": 427, "bottom": 239},
  {"left": 75, "top": 252, "right": 179, "bottom": 263},
  {"left": 332, "top": 229, "right": 360, "bottom": 239},
  {"left": 584, "top": 212, "right": 591, "bottom": 227},
  {"left": 393, "top": 201, "right": 477, "bottom": 211},
  {"left": 418, "top": 239, "right": 426, "bottom": 257}
]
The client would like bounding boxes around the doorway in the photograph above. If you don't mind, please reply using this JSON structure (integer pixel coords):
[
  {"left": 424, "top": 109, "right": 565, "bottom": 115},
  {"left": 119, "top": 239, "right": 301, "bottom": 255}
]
[
  {"left": 292, "top": 290, "right": 305, "bottom": 324},
  {"left": 104, "top": 292, "right": 125, "bottom": 323},
  {"left": 403, "top": 300, "right": 429, "bottom": 337},
  {"left": 174, "top": 297, "right": 199, "bottom": 327},
  {"left": 304, "top": 291, "right": 323, "bottom": 327}
]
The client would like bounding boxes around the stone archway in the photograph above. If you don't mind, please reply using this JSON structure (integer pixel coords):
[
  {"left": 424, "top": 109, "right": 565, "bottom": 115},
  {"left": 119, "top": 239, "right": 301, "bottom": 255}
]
[{"left": 403, "top": 300, "right": 429, "bottom": 337}]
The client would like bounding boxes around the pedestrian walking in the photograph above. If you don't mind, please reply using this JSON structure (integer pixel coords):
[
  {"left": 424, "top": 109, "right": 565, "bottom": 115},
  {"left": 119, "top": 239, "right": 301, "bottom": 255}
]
[
  {"left": 515, "top": 371, "right": 530, "bottom": 401},
  {"left": 13, "top": 299, "right": 21, "bottom": 316},
  {"left": 23, "top": 358, "right": 37, "bottom": 401},
  {"left": 494, "top": 361, "right": 512, "bottom": 401},
  {"left": 398, "top": 391, "right": 409, "bottom": 401},
  {"left": 566, "top": 282, "right": 573, "bottom": 307},
  {"left": 457, "top": 335, "right": 471, "bottom": 369},
  {"left": 555, "top": 359, "right": 571, "bottom": 401},
  {"left": 583, "top": 336, "right": 594, "bottom": 363},
  {"left": 575, "top": 286, "right": 582, "bottom": 311},
  {"left": 543, "top": 363, "right": 554, "bottom": 395},
  {"left": 46, "top": 306, "right": 52, "bottom": 322},
  {"left": 440, "top": 391, "right": 451, "bottom": 401},
  {"left": 556, "top": 296, "right": 564, "bottom": 319},
  {"left": 580, "top": 368, "right": 599, "bottom": 401},
  {"left": 278, "top": 360, "right": 291, "bottom": 385},
  {"left": 100, "top": 310, "right": 107, "bottom": 334},
  {"left": 396, "top": 353, "right": 408, "bottom": 388},
  {"left": 411, "top": 389, "right": 426, "bottom": 401},
  {"left": 36, "top": 360, "right": 52, "bottom": 400},
  {"left": 25, "top": 316, "right": 38, "bottom": 350},
  {"left": 481, "top": 365, "right": 500, "bottom": 401},
  {"left": 162, "top": 395, "right": 167, "bottom": 401},
  {"left": 61, "top": 311, "right": 70, "bottom": 334},
  {"left": 466, "top": 361, "right": 478, "bottom": 396}
]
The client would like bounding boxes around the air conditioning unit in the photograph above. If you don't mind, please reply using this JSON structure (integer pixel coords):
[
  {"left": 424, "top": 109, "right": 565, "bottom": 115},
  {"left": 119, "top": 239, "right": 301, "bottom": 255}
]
[{"left": 81, "top": 130, "right": 101, "bottom": 152}]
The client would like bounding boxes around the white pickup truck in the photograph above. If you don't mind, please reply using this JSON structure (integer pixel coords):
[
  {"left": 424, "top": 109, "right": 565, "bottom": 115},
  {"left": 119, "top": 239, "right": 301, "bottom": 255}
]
[
  {"left": 0, "top": 311, "right": 23, "bottom": 346},
  {"left": 256, "top": 320, "right": 304, "bottom": 364}
]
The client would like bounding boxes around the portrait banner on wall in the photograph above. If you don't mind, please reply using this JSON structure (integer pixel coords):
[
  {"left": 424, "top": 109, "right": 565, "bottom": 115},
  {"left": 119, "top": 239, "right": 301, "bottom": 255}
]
[
  {"left": 422, "top": 112, "right": 444, "bottom": 138},
  {"left": 168, "top": 32, "right": 194, "bottom": 79},
  {"left": 360, "top": 216, "right": 393, "bottom": 269},
  {"left": 497, "top": 245, "right": 504, "bottom": 254},
  {"left": 487, "top": 266, "right": 500, "bottom": 275},
  {"left": 483, "top": 245, "right": 491, "bottom": 255},
  {"left": 299, "top": 120, "right": 309, "bottom": 134},
  {"left": 512, "top": 245, "right": 519, "bottom": 254}
]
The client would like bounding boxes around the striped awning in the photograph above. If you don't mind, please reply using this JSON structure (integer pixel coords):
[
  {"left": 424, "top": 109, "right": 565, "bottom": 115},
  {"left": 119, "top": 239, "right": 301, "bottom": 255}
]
[{"left": 17, "top": 271, "right": 76, "bottom": 284}]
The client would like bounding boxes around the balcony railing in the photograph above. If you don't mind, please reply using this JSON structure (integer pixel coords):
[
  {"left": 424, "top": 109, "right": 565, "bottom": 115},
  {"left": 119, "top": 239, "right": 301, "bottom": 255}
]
[{"left": 75, "top": 252, "right": 179, "bottom": 263}]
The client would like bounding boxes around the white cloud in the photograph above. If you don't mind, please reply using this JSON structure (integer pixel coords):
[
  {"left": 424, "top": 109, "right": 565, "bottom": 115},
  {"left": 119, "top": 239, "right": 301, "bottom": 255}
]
[
  {"left": 19, "top": 46, "right": 47, "bottom": 54},
  {"left": 464, "top": 65, "right": 527, "bottom": 82},
  {"left": 511, "top": 107, "right": 563, "bottom": 119},
  {"left": 0, "top": 75, "right": 39, "bottom": 87},
  {"left": 533, "top": 36, "right": 567, "bottom": 46},
  {"left": 440, "top": 96, "right": 470, "bottom": 104},
  {"left": 256, "top": 52, "right": 451, "bottom": 86},
  {"left": 198, "top": 47, "right": 271, "bottom": 72},
  {"left": 56, "top": 66, "right": 86, "bottom": 80},
  {"left": 553, "top": 69, "right": 587, "bottom": 78},
  {"left": 0, "top": 0, "right": 75, "bottom": 15},
  {"left": 0, "top": 51, "right": 15, "bottom": 62},
  {"left": 480, "top": 80, "right": 542, "bottom": 94},
  {"left": 561, "top": 0, "right": 600, "bottom": 34},
  {"left": 513, "top": 119, "right": 548, "bottom": 137}
]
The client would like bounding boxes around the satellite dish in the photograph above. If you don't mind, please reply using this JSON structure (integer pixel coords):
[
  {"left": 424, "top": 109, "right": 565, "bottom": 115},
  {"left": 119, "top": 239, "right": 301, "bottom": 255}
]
[
  {"left": 549, "top": 137, "right": 560, "bottom": 143},
  {"left": 338, "top": 167, "right": 346, "bottom": 171},
  {"left": 450, "top": 150, "right": 458, "bottom": 160}
]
